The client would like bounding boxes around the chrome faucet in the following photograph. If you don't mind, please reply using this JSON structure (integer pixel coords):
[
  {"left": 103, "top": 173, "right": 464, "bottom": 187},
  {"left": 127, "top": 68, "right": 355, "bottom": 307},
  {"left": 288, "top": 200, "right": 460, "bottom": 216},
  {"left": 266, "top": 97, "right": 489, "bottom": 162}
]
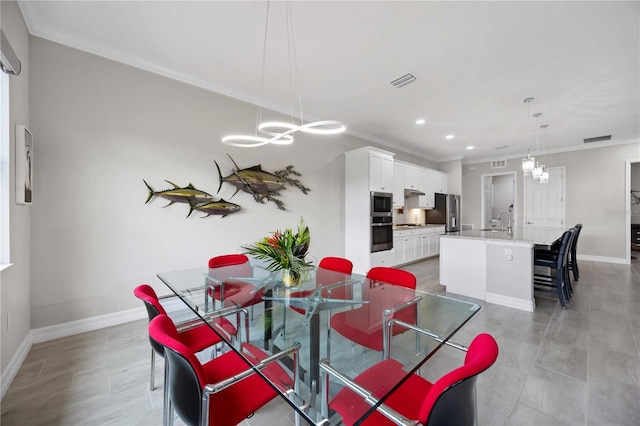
[{"left": 496, "top": 210, "right": 512, "bottom": 233}]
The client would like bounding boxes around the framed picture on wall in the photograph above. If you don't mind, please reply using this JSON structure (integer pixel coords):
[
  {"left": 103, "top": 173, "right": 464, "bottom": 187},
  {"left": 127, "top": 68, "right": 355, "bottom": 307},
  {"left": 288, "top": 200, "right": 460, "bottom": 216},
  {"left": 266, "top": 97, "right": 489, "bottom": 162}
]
[{"left": 15, "top": 124, "right": 33, "bottom": 205}]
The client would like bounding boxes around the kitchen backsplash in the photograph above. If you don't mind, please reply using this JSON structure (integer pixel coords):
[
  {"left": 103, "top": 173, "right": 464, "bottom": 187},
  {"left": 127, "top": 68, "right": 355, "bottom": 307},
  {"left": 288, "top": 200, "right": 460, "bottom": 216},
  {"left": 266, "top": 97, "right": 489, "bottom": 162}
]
[{"left": 393, "top": 207, "right": 426, "bottom": 225}]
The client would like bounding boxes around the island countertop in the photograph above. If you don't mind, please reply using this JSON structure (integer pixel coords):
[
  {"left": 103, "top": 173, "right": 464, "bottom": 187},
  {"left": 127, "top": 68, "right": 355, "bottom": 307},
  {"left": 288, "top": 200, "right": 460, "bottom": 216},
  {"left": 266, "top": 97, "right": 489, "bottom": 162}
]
[{"left": 441, "top": 227, "right": 566, "bottom": 245}]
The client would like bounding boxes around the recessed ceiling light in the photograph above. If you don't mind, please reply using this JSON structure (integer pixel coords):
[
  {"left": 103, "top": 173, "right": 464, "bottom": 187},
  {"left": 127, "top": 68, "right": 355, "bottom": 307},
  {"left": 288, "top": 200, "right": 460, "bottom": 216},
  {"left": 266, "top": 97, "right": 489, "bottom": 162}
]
[
  {"left": 466, "top": 146, "right": 474, "bottom": 150},
  {"left": 446, "top": 134, "right": 454, "bottom": 140},
  {"left": 416, "top": 119, "right": 425, "bottom": 125}
]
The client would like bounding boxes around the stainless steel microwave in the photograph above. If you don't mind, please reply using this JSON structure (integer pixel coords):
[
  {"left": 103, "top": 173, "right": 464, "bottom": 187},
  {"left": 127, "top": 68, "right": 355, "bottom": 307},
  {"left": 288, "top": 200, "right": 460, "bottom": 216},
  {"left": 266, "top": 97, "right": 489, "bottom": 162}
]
[{"left": 370, "top": 191, "right": 393, "bottom": 216}]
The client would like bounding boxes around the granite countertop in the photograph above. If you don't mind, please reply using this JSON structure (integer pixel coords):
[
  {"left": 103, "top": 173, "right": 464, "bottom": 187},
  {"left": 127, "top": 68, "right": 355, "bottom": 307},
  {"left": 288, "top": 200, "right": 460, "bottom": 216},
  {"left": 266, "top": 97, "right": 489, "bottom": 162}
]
[
  {"left": 393, "top": 224, "right": 446, "bottom": 230},
  {"left": 441, "top": 227, "right": 566, "bottom": 245}
]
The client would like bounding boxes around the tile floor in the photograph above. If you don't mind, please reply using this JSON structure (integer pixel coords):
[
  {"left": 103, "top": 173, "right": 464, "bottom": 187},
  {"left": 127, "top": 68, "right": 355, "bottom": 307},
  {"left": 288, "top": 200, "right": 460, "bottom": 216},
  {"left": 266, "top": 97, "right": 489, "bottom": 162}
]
[{"left": 1, "top": 256, "right": 639, "bottom": 425}]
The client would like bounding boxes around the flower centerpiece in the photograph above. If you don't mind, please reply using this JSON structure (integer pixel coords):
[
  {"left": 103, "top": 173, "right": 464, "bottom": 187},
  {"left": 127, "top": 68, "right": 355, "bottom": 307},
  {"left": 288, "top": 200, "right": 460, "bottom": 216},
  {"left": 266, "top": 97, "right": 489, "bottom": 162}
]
[{"left": 241, "top": 218, "right": 314, "bottom": 287}]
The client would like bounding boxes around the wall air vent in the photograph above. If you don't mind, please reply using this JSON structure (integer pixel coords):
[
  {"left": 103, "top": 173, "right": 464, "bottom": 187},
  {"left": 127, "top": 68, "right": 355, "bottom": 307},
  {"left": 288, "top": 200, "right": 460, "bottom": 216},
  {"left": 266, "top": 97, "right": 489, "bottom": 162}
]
[
  {"left": 584, "top": 135, "right": 612, "bottom": 143},
  {"left": 491, "top": 159, "right": 507, "bottom": 169},
  {"left": 390, "top": 73, "right": 418, "bottom": 88}
]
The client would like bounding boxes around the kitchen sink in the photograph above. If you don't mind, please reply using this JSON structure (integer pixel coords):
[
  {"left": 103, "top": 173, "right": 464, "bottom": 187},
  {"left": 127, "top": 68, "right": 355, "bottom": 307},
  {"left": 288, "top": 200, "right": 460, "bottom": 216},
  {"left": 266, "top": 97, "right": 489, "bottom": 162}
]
[{"left": 480, "top": 228, "right": 504, "bottom": 232}]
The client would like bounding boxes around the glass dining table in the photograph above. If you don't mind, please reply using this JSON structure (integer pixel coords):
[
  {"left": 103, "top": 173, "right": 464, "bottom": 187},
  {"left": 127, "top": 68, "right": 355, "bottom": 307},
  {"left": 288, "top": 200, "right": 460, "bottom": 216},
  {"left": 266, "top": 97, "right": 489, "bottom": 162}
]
[{"left": 157, "top": 263, "right": 481, "bottom": 424}]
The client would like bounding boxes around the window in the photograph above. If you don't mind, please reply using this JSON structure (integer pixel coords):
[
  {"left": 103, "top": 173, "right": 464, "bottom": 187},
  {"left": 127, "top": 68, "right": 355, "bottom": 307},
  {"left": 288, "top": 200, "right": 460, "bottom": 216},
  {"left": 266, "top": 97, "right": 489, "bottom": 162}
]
[{"left": 1, "top": 72, "right": 10, "bottom": 267}]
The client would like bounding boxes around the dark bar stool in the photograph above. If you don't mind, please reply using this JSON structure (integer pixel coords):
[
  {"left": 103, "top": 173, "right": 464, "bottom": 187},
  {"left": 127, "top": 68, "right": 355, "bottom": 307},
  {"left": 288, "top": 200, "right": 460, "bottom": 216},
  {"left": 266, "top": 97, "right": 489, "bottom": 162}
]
[{"left": 534, "top": 229, "right": 574, "bottom": 309}]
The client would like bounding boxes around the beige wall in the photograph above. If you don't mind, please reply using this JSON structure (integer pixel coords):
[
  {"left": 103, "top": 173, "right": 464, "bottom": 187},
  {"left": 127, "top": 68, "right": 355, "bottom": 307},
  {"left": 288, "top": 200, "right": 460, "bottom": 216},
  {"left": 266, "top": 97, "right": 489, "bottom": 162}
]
[
  {"left": 27, "top": 37, "right": 422, "bottom": 329},
  {"left": 0, "top": 0, "right": 31, "bottom": 377},
  {"left": 461, "top": 143, "right": 640, "bottom": 260}
]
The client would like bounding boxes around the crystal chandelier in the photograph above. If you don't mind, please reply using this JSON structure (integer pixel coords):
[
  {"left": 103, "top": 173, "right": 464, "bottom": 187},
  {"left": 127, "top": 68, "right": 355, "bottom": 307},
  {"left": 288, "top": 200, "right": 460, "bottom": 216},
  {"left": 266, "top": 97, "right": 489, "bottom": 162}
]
[
  {"left": 221, "top": 1, "right": 346, "bottom": 147},
  {"left": 521, "top": 97, "right": 535, "bottom": 175}
]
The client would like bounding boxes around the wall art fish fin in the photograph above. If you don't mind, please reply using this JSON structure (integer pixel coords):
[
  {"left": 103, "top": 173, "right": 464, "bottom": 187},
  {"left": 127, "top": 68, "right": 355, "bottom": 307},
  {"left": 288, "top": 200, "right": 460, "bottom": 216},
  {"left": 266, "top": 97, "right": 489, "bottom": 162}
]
[{"left": 274, "top": 166, "right": 311, "bottom": 194}]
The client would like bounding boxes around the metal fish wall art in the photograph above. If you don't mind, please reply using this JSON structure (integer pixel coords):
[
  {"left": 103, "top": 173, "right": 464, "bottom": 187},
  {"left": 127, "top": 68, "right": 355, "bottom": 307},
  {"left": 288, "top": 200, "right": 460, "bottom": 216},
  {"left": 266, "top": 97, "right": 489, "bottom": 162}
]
[
  {"left": 144, "top": 180, "right": 213, "bottom": 206},
  {"left": 187, "top": 198, "right": 242, "bottom": 218},
  {"left": 215, "top": 154, "right": 310, "bottom": 211},
  {"left": 144, "top": 179, "right": 242, "bottom": 218}
]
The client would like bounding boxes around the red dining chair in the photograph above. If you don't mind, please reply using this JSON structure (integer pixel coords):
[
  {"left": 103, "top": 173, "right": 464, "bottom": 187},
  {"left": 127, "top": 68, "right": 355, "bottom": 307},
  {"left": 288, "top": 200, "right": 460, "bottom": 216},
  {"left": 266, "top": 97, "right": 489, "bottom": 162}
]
[
  {"left": 320, "top": 333, "right": 499, "bottom": 425},
  {"left": 207, "top": 254, "right": 264, "bottom": 312},
  {"left": 133, "top": 284, "right": 239, "bottom": 391},
  {"left": 328, "top": 267, "right": 418, "bottom": 359},
  {"left": 148, "top": 314, "right": 299, "bottom": 426}
]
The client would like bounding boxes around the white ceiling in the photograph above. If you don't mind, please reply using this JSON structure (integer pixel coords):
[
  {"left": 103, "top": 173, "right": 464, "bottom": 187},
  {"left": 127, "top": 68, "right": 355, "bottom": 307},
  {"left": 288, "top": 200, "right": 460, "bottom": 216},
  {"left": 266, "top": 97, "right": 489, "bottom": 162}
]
[{"left": 18, "top": 1, "right": 640, "bottom": 163}]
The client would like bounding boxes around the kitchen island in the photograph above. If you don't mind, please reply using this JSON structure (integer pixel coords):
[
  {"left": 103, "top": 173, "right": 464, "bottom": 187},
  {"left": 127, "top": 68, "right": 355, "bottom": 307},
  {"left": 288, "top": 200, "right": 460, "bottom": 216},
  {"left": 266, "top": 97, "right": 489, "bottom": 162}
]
[{"left": 440, "top": 227, "right": 564, "bottom": 312}]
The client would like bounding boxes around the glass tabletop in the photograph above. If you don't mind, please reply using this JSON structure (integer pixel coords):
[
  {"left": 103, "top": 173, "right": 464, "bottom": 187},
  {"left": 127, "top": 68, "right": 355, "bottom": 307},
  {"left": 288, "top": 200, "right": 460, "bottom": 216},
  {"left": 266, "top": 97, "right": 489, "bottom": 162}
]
[{"left": 157, "top": 265, "right": 480, "bottom": 424}]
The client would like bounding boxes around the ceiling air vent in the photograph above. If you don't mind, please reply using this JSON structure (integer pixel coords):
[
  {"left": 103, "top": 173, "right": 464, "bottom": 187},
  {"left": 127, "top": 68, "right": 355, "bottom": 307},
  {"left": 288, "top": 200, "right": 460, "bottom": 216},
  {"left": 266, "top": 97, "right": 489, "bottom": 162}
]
[
  {"left": 390, "top": 73, "right": 418, "bottom": 88},
  {"left": 584, "top": 135, "right": 612, "bottom": 143},
  {"left": 491, "top": 159, "right": 507, "bottom": 169}
]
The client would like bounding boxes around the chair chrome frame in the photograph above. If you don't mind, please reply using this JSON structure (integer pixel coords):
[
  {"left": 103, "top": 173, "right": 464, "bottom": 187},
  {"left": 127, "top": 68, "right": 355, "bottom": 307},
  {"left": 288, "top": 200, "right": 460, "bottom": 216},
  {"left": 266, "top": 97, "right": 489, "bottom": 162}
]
[
  {"left": 320, "top": 320, "right": 468, "bottom": 425},
  {"left": 201, "top": 342, "right": 302, "bottom": 426}
]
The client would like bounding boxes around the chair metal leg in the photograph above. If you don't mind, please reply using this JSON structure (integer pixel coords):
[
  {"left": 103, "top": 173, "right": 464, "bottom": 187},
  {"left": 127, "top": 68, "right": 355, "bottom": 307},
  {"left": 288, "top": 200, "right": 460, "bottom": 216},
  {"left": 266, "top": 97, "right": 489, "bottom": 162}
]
[
  {"left": 556, "top": 271, "right": 567, "bottom": 309},
  {"left": 150, "top": 349, "right": 156, "bottom": 391},
  {"left": 163, "top": 360, "right": 173, "bottom": 426}
]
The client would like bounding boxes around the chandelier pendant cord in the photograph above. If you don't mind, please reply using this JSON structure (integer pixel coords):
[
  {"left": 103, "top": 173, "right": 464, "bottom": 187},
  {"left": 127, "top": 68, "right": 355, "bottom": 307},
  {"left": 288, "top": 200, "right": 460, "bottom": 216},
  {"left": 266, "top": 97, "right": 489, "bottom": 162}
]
[
  {"left": 221, "top": 0, "right": 346, "bottom": 147},
  {"left": 256, "top": 0, "right": 271, "bottom": 135},
  {"left": 286, "top": 1, "right": 305, "bottom": 125}
]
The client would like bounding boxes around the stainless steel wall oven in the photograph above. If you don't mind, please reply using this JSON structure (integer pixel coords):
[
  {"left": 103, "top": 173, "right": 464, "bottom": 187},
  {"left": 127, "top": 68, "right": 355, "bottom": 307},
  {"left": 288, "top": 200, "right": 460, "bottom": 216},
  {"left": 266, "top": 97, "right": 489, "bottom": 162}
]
[{"left": 370, "top": 192, "right": 393, "bottom": 252}]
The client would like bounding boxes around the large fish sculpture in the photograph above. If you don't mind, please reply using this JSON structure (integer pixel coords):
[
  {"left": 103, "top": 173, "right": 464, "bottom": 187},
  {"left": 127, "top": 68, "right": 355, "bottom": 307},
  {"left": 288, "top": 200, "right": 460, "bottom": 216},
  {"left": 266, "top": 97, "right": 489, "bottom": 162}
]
[
  {"left": 144, "top": 180, "right": 213, "bottom": 207},
  {"left": 216, "top": 155, "right": 286, "bottom": 196},
  {"left": 215, "top": 154, "right": 310, "bottom": 211},
  {"left": 187, "top": 199, "right": 242, "bottom": 218}
]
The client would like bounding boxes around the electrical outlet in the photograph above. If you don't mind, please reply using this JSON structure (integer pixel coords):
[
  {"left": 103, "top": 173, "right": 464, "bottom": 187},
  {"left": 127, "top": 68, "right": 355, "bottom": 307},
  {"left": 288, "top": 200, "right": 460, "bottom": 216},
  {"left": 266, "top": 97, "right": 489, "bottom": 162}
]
[{"left": 504, "top": 249, "right": 513, "bottom": 261}]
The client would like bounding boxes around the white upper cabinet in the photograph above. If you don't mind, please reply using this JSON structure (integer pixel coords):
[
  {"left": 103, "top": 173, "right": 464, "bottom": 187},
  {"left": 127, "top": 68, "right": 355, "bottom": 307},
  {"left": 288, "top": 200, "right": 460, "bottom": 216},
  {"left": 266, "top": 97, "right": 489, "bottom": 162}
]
[
  {"left": 391, "top": 160, "right": 448, "bottom": 210},
  {"left": 369, "top": 150, "right": 394, "bottom": 192},
  {"left": 432, "top": 171, "right": 448, "bottom": 194},
  {"left": 393, "top": 163, "right": 406, "bottom": 208}
]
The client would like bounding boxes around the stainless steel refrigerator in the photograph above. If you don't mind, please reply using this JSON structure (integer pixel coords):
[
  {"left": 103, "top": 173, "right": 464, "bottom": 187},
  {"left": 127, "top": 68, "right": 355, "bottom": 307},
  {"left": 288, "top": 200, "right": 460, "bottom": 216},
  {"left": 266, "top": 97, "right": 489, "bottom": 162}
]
[{"left": 426, "top": 193, "right": 461, "bottom": 232}]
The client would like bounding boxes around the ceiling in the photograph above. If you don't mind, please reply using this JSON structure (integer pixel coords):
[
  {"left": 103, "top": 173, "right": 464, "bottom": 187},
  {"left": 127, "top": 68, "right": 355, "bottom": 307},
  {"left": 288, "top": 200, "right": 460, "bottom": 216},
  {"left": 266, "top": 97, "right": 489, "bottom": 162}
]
[{"left": 17, "top": 1, "right": 640, "bottom": 163}]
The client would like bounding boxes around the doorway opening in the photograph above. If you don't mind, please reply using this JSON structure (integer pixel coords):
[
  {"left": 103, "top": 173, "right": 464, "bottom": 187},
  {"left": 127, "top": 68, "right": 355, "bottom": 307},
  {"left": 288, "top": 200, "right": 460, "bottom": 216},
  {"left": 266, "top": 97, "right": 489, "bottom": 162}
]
[
  {"left": 627, "top": 160, "right": 640, "bottom": 264},
  {"left": 480, "top": 172, "right": 516, "bottom": 230}
]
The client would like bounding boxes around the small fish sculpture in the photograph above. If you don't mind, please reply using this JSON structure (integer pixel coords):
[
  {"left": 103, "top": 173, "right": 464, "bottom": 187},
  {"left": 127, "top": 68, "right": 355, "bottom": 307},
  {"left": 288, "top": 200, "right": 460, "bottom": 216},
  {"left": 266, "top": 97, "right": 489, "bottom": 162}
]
[
  {"left": 144, "top": 180, "right": 213, "bottom": 207},
  {"left": 215, "top": 154, "right": 310, "bottom": 211},
  {"left": 188, "top": 199, "right": 242, "bottom": 218}
]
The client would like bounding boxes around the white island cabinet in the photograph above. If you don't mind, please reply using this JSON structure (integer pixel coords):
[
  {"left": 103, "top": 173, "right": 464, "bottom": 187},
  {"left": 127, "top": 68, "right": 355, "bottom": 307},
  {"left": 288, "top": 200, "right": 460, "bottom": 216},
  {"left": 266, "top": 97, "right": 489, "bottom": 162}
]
[{"left": 439, "top": 228, "right": 566, "bottom": 312}]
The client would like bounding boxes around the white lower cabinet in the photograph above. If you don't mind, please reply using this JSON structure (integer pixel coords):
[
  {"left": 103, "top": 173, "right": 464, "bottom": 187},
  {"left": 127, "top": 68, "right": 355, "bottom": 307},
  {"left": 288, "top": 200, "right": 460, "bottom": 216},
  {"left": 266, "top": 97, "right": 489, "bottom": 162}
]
[
  {"left": 370, "top": 249, "right": 395, "bottom": 267},
  {"left": 392, "top": 226, "right": 445, "bottom": 266}
]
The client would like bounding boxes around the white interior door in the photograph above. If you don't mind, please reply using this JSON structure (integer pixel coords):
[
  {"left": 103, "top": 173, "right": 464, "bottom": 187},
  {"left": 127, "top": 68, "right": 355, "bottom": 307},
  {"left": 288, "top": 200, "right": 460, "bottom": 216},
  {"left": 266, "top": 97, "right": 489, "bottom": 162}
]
[
  {"left": 524, "top": 167, "right": 565, "bottom": 228},
  {"left": 482, "top": 175, "right": 493, "bottom": 228}
]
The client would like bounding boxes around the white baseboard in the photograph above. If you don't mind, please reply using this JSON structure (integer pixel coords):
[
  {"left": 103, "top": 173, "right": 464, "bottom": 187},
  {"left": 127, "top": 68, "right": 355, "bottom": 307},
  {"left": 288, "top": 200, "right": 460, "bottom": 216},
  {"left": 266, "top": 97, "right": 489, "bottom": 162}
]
[
  {"left": 1, "top": 333, "right": 33, "bottom": 400},
  {"left": 485, "top": 292, "right": 535, "bottom": 312},
  {"left": 30, "top": 307, "right": 147, "bottom": 344},
  {"left": 577, "top": 254, "right": 629, "bottom": 265}
]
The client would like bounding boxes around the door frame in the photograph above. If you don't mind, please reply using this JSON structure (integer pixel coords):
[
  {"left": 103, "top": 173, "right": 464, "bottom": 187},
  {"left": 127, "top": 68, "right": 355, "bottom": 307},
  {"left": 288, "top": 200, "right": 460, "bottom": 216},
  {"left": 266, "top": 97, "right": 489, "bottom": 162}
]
[
  {"left": 626, "top": 159, "right": 640, "bottom": 264},
  {"left": 480, "top": 171, "right": 517, "bottom": 230},
  {"left": 523, "top": 166, "right": 566, "bottom": 228}
]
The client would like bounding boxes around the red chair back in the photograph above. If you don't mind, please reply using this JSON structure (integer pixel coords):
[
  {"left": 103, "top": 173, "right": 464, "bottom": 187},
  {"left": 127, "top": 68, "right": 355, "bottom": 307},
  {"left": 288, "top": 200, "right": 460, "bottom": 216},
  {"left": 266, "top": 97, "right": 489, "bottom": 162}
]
[
  {"left": 208, "top": 254, "right": 253, "bottom": 281},
  {"left": 319, "top": 257, "right": 353, "bottom": 275},
  {"left": 134, "top": 284, "right": 167, "bottom": 319},
  {"left": 420, "top": 333, "right": 499, "bottom": 424},
  {"left": 366, "top": 267, "right": 416, "bottom": 289}
]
